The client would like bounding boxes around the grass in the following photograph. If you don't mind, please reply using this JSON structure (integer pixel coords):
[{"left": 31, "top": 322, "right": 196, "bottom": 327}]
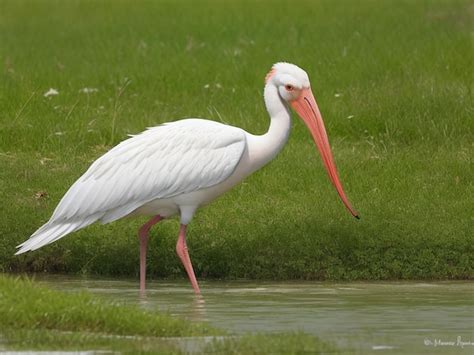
[
  {"left": 0, "top": 274, "right": 213, "bottom": 353},
  {"left": 0, "top": 0, "right": 472, "bottom": 280},
  {"left": 0, "top": 275, "right": 218, "bottom": 337},
  {"left": 2, "top": 329, "right": 183, "bottom": 353},
  {"left": 0, "top": 275, "right": 336, "bottom": 353},
  {"left": 204, "top": 333, "right": 336, "bottom": 354}
]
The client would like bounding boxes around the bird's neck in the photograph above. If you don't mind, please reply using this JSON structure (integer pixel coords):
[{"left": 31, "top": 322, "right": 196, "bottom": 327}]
[
  {"left": 247, "top": 84, "right": 291, "bottom": 171},
  {"left": 262, "top": 83, "right": 292, "bottom": 155}
]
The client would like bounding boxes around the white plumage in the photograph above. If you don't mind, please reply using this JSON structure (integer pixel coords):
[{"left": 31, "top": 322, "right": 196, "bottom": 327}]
[{"left": 17, "top": 119, "right": 246, "bottom": 254}]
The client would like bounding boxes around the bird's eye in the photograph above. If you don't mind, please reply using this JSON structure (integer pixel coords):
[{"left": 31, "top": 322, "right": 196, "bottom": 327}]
[{"left": 285, "top": 84, "right": 294, "bottom": 91}]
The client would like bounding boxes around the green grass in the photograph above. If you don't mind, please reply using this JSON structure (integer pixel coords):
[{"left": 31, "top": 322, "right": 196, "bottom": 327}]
[
  {"left": 0, "top": 275, "right": 336, "bottom": 353},
  {"left": 2, "top": 329, "right": 184, "bottom": 353},
  {"left": 0, "top": 274, "right": 213, "bottom": 353},
  {"left": 0, "top": 275, "right": 217, "bottom": 337},
  {"left": 0, "top": 0, "right": 472, "bottom": 280},
  {"left": 204, "top": 333, "right": 336, "bottom": 354},
  {"left": 3, "top": 330, "right": 337, "bottom": 354}
]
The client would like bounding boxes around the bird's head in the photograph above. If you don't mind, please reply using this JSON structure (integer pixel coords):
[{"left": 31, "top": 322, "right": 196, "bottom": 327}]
[{"left": 266, "top": 62, "right": 359, "bottom": 219}]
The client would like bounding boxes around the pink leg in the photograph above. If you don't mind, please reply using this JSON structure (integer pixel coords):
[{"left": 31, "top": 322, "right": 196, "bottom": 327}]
[
  {"left": 138, "top": 215, "right": 162, "bottom": 291},
  {"left": 176, "top": 224, "right": 201, "bottom": 294}
]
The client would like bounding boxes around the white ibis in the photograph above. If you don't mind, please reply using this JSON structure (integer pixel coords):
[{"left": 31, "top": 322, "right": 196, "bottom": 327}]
[{"left": 16, "top": 63, "right": 358, "bottom": 293}]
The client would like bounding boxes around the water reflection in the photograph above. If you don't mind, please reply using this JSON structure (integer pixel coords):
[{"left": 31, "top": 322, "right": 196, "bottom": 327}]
[
  {"left": 191, "top": 295, "right": 207, "bottom": 322},
  {"left": 35, "top": 276, "right": 474, "bottom": 354}
]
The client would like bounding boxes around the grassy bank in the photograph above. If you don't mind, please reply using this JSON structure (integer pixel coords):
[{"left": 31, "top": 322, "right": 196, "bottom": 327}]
[
  {"left": 0, "top": 275, "right": 217, "bottom": 352},
  {"left": 0, "top": 0, "right": 472, "bottom": 280},
  {"left": 0, "top": 275, "right": 336, "bottom": 353},
  {"left": 0, "top": 275, "right": 218, "bottom": 336}
]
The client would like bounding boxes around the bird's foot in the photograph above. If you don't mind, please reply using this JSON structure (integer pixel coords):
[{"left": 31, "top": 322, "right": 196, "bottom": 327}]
[
  {"left": 138, "top": 215, "right": 163, "bottom": 291},
  {"left": 176, "top": 224, "right": 201, "bottom": 294}
]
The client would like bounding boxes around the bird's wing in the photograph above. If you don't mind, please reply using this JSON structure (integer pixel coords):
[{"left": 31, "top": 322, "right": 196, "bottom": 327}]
[{"left": 16, "top": 119, "right": 246, "bottom": 254}]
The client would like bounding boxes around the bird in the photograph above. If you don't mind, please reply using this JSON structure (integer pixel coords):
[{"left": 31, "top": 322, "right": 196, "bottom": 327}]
[{"left": 16, "top": 62, "right": 359, "bottom": 294}]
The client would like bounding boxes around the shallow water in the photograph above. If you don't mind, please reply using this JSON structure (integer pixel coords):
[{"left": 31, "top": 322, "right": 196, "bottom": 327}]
[{"left": 36, "top": 276, "right": 473, "bottom": 353}]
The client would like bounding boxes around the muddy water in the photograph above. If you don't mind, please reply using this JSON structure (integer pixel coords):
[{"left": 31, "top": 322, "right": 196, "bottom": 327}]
[{"left": 37, "top": 276, "right": 473, "bottom": 353}]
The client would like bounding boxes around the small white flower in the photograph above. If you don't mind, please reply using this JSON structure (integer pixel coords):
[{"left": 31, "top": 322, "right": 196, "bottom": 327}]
[
  {"left": 44, "top": 88, "right": 59, "bottom": 97},
  {"left": 54, "top": 131, "right": 64, "bottom": 136},
  {"left": 215, "top": 83, "right": 222, "bottom": 89},
  {"left": 79, "top": 87, "right": 99, "bottom": 94},
  {"left": 334, "top": 93, "right": 341, "bottom": 98},
  {"left": 347, "top": 115, "right": 355, "bottom": 119},
  {"left": 204, "top": 84, "right": 210, "bottom": 89}
]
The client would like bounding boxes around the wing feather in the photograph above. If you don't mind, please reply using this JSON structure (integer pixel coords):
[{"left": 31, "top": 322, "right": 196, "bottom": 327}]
[{"left": 16, "top": 119, "right": 246, "bottom": 254}]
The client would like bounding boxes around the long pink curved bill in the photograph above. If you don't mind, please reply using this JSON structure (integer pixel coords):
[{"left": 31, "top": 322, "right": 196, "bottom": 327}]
[{"left": 291, "top": 88, "right": 359, "bottom": 219}]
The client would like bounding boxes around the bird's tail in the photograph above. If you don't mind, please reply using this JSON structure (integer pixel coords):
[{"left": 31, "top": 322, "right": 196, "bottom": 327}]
[{"left": 15, "top": 215, "right": 100, "bottom": 255}]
